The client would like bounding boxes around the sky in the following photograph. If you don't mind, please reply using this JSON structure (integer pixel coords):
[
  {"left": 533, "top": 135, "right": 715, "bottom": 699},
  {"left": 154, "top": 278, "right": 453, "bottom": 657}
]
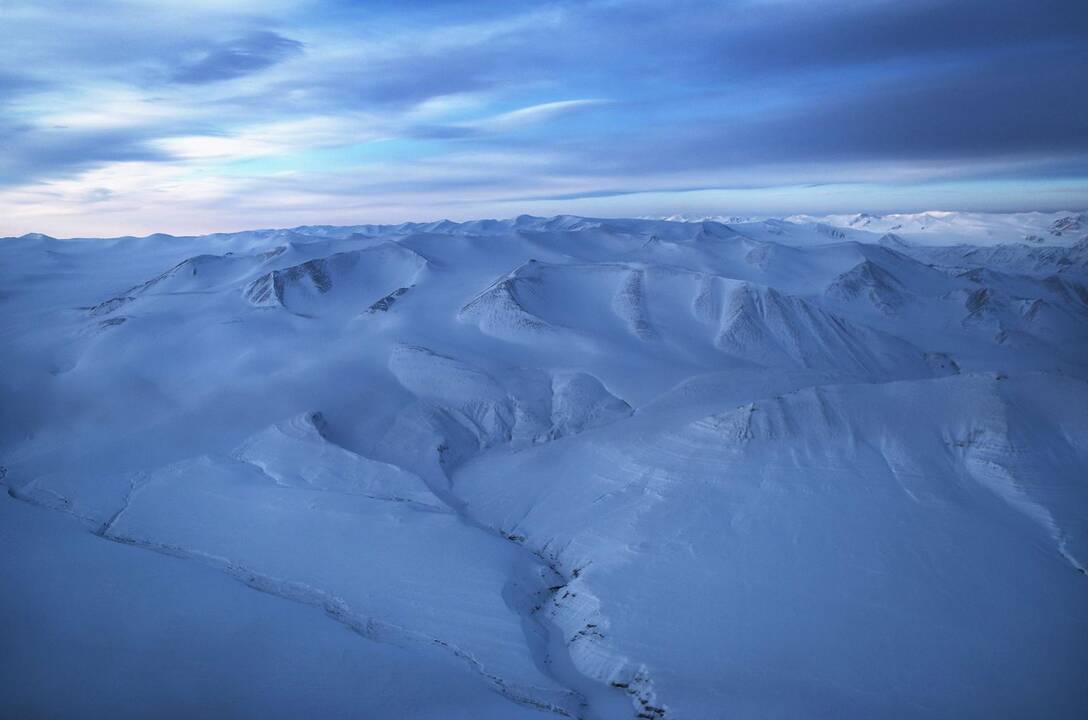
[{"left": 2, "top": 0, "right": 1087, "bottom": 237}]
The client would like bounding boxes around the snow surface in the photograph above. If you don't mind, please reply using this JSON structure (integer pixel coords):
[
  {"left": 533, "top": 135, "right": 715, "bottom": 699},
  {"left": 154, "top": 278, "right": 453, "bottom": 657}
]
[{"left": 2, "top": 210, "right": 1087, "bottom": 719}]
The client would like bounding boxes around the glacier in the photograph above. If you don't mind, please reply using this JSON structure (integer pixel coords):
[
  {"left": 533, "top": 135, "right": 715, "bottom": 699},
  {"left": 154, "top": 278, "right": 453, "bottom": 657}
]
[{"left": 1, "top": 210, "right": 1086, "bottom": 719}]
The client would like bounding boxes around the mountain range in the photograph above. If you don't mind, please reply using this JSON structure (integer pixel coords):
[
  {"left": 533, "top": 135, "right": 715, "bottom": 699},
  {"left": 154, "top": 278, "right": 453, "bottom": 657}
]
[{"left": 2, "top": 210, "right": 1086, "bottom": 719}]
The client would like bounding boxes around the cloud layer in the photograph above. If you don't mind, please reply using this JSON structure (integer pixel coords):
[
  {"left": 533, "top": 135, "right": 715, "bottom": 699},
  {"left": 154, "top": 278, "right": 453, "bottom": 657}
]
[{"left": 2, "top": 0, "right": 1086, "bottom": 236}]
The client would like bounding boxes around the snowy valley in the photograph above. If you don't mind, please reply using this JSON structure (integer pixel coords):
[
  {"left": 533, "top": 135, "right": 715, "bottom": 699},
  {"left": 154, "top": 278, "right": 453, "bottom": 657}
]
[{"left": 2, "top": 210, "right": 1087, "bottom": 719}]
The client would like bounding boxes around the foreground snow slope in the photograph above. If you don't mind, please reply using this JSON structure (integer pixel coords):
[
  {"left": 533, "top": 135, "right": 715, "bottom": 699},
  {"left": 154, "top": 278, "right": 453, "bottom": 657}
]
[
  {"left": 456, "top": 372, "right": 1088, "bottom": 718},
  {"left": 0, "top": 493, "right": 552, "bottom": 720},
  {"left": 2, "top": 210, "right": 1087, "bottom": 719}
]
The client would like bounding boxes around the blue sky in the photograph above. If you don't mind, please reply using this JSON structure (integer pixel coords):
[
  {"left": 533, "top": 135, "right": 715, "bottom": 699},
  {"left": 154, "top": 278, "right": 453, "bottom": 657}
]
[{"left": 2, "top": 0, "right": 1087, "bottom": 236}]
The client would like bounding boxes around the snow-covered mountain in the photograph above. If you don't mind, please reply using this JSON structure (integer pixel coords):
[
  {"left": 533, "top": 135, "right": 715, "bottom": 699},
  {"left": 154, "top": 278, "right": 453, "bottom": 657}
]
[
  {"left": 784, "top": 209, "right": 1088, "bottom": 247},
  {"left": 1, "top": 211, "right": 1086, "bottom": 719}
]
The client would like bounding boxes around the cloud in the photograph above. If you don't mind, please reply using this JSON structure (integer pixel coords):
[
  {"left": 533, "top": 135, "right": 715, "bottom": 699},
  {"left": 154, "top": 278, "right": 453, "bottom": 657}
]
[
  {"left": 0, "top": 122, "right": 172, "bottom": 187},
  {"left": 405, "top": 99, "right": 609, "bottom": 139},
  {"left": 569, "top": 0, "right": 1088, "bottom": 82},
  {"left": 84, "top": 187, "right": 114, "bottom": 203},
  {"left": 472, "top": 99, "right": 609, "bottom": 132},
  {"left": 241, "top": 10, "right": 567, "bottom": 115},
  {"left": 0, "top": 71, "right": 48, "bottom": 105},
  {"left": 170, "top": 31, "right": 304, "bottom": 84},
  {"left": 564, "top": 45, "right": 1088, "bottom": 177}
]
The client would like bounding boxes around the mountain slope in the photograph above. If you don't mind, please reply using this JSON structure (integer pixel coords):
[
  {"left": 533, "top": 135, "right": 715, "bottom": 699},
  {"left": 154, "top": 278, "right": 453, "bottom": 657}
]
[{"left": 2, "top": 211, "right": 1086, "bottom": 720}]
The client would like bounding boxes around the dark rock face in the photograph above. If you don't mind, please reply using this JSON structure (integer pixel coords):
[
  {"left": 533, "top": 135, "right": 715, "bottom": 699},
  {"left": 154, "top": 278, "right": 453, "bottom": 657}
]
[
  {"left": 367, "top": 286, "right": 412, "bottom": 314},
  {"left": 1049, "top": 213, "right": 1086, "bottom": 236},
  {"left": 245, "top": 259, "right": 332, "bottom": 307},
  {"left": 87, "top": 295, "right": 134, "bottom": 317}
]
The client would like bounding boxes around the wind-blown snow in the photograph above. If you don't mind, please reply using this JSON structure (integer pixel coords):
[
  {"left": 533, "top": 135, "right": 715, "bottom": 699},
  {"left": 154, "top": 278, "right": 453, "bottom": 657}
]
[{"left": 1, "top": 210, "right": 1086, "bottom": 719}]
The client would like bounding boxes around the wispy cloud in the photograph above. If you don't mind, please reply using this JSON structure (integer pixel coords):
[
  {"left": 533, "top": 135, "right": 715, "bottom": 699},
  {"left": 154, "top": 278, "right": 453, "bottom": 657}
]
[
  {"left": 170, "top": 31, "right": 304, "bottom": 84},
  {"left": 471, "top": 99, "right": 610, "bottom": 132}
]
